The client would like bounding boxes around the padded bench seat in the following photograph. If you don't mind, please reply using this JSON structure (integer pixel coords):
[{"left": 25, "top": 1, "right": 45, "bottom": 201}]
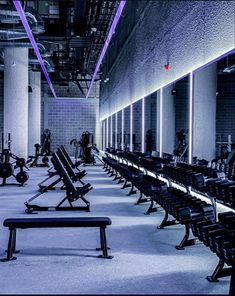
[{"left": 1, "top": 217, "right": 112, "bottom": 262}]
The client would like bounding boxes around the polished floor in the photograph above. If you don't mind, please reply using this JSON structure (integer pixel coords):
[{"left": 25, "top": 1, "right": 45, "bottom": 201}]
[{"left": 0, "top": 157, "right": 230, "bottom": 294}]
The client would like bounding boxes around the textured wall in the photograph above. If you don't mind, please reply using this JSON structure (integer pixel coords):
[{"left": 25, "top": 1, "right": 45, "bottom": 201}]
[
  {"left": 100, "top": 0, "right": 235, "bottom": 120},
  {"left": 45, "top": 98, "right": 99, "bottom": 155}
]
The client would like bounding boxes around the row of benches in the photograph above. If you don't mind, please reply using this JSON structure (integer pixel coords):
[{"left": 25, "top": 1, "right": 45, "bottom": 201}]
[{"left": 1, "top": 146, "right": 113, "bottom": 261}]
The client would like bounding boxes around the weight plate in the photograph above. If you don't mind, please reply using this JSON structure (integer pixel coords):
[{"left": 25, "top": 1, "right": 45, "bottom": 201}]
[
  {"left": 15, "top": 171, "right": 29, "bottom": 184},
  {"left": 0, "top": 163, "right": 13, "bottom": 178}
]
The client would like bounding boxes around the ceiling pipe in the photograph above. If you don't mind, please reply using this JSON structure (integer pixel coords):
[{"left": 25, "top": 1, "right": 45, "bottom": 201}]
[
  {"left": 13, "top": 0, "right": 57, "bottom": 98},
  {"left": 0, "top": 5, "right": 44, "bottom": 34},
  {"left": 86, "top": 1, "right": 126, "bottom": 98}
]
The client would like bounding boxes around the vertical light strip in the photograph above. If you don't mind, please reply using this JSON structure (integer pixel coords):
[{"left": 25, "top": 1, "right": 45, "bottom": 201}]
[
  {"left": 130, "top": 104, "right": 133, "bottom": 152},
  {"left": 189, "top": 72, "right": 194, "bottom": 164},
  {"left": 141, "top": 97, "right": 145, "bottom": 153},
  {"left": 159, "top": 88, "right": 163, "bottom": 157},
  {"left": 121, "top": 109, "right": 124, "bottom": 150},
  {"left": 106, "top": 117, "right": 109, "bottom": 148},
  {"left": 102, "top": 121, "right": 105, "bottom": 150},
  {"left": 115, "top": 113, "right": 118, "bottom": 149},
  {"left": 86, "top": 1, "right": 126, "bottom": 98},
  {"left": 110, "top": 115, "right": 113, "bottom": 147},
  {"left": 13, "top": 1, "right": 57, "bottom": 98}
]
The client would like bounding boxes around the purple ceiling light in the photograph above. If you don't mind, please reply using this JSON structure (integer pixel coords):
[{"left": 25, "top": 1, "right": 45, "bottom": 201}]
[
  {"left": 86, "top": 0, "right": 126, "bottom": 99},
  {"left": 13, "top": 0, "right": 57, "bottom": 98}
]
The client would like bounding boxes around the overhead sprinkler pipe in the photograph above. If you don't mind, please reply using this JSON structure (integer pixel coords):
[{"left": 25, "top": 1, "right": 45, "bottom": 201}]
[{"left": 13, "top": 0, "right": 57, "bottom": 98}]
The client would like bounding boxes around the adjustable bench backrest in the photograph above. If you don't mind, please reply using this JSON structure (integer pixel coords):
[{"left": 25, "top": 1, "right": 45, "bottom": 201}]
[
  {"left": 57, "top": 148, "right": 76, "bottom": 179},
  {"left": 51, "top": 152, "right": 76, "bottom": 194},
  {"left": 61, "top": 145, "right": 74, "bottom": 168}
]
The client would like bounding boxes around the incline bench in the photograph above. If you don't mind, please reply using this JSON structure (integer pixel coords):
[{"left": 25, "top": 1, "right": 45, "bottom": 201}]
[{"left": 1, "top": 217, "right": 113, "bottom": 262}]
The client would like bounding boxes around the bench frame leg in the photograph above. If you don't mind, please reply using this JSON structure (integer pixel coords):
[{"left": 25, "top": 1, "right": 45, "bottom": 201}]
[
  {"left": 1, "top": 228, "right": 17, "bottom": 262},
  {"left": 98, "top": 227, "right": 113, "bottom": 259},
  {"left": 207, "top": 259, "right": 232, "bottom": 282}
]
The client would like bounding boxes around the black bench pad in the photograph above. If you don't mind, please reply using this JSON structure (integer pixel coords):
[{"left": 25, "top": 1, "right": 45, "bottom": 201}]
[{"left": 4, "top": 217, "right": 112, "bottom": 229}]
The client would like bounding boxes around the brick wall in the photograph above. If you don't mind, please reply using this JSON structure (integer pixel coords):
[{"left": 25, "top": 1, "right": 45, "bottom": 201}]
[{"left": 44, "top": 97, "right": 99, "bottom": 155}]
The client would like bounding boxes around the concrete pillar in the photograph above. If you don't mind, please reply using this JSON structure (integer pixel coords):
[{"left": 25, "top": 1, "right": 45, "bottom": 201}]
[
  {"left": 4, "top": 47, "right": 28, "bottom": 158},
  {"left": 156, "top": 90, "right": 161, "bottom": 154},
  {"left": 141, "top": 97, "right": 145, "bottom": 153},
  {"left": 193, "top": 63, "right": 217, "bottom": 160},
  {"left": 162, "top": 85, "right": 175, "bottom": 155},
  {"left": 28, "top": 71, "right": 41, "bottom": 156}
]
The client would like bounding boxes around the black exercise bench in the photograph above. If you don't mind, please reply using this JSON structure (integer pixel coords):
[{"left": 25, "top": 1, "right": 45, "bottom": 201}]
[{"left": 1, "top": 217, "right": 113, "bottom": 262}]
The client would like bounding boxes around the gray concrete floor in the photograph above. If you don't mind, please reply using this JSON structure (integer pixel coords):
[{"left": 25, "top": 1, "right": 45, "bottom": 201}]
[{"left": 0, "top": 160, "right": 230, "bottom": 294}]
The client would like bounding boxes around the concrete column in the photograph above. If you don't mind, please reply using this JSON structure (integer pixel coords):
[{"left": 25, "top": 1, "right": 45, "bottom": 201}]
[
  {"left": 193, "top": 63, "right": 217, "bottom": 160},
  {"left": 130, "top": 104, "right": 133, "bottom": 152},
  {"left": 156, "top": 90, "right": 161, "bottom": 154},
  {"left": 141, "top": 97, "right": 145, "bottom": 153},
  {"left": 162, "top": 85, "right": 175, "bottom": 155},
  {"left": 28, "top": 71, "right": 41, "bottom": 156},
  {"left": 4, "top": 47, "right": 28, "bottom": 158}
]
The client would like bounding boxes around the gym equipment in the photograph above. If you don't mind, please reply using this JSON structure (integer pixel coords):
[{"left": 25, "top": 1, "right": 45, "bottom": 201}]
[
  {"left": 1, "top": 217, "right": 113, "bottom": 262},
  {"left": 79, "top": 131, "right": 96, "bottom": 165},
  {"left": 70, "top": 138, "right": 81, "bottom": 164},
  {"left": 25, "top": 152, "right": 92, "bottom": 213},
  {"left": 41, "top": 129, "right": 51, "bottom": 156},
  {"left": 145, "top": 129, "right": 153, "bottom": 155},
  {"left": 173, "top": 129, "right": 188, "bottom": 158},
  {"left": 28, "top": 143, "right": 50, "bottom": 168},
  {"left": 0, "top": 149, "right": 29, "bottom": 186},
  {"left": 38, "top": 147, "right": 87, "bottom": 191}
]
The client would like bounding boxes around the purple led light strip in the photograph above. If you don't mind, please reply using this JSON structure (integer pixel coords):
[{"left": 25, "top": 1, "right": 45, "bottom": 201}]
[
  {"left": 13, "top": 0, "right": 57, "bottom": 98},
  {"left": 86, "top": 0, "right": 126, "bottom": 99}
]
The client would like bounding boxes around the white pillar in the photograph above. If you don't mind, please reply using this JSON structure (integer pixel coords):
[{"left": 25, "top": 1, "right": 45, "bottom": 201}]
[
  {"left": 4, "top": 47, "right": 28, "bottom": 158},
  {"left": 130, "top": 104, "right": 133, "bottom": 152},
  {"left": 193, "top": 64, "right": 217, "bottom": 161},
  {"left": 110, "top": 115, "right": 113, "bottom": 147},
  {"left": 141, "top": 97, "right": 145, "bottom": 153},
  {"left": 162, "top": 85, "right": 175, "bottom": 155},
  {"left": 28, "top": 71, "right": 41, "bottom": 156},
  {"left": 121, "top": 109, "right": 124, "bottom": 150},
  {"left": 115, "top": 113, "right": 117, "bottom": 149}
]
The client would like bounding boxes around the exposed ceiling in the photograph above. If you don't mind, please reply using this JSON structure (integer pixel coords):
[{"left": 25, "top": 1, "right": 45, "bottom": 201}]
[{"left": 0, "top": 0, "right": 120, "bottom": 96}]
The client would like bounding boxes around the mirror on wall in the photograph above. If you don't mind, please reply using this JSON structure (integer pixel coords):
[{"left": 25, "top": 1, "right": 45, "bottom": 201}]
[
  {"left": 144, "top": 92, "right": 157, "bottom": 155},
  {"left": 112, "top": 114, "right": 116, "bottom": 148},
  {"left": 132, "top": 99, "right": 142, "bottom": 151},
  {"left": 124, "top": 105, "right": 130, "bottom": 151},
  {"left": 117, "top": 110, "right": 122, "bottom": 149},
  {"left": 162, "top": 75, "right": 189, "bottom": 160}
]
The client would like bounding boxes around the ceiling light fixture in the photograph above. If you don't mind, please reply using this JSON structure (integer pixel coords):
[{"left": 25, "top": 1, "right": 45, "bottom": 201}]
[
  {"left": 13, "top": 0, "right": 57, "bottom": 98},
  {"left": 86, "top": 0, "right": 126, "bottom": 99}
]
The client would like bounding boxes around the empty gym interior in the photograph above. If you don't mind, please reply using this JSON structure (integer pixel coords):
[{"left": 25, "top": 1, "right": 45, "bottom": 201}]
[{"left": 1, "top": 0, "right": 235, "bottom": 295}]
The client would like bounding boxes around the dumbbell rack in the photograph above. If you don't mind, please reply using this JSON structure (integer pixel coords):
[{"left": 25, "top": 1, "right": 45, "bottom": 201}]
[{"left": 104, "top": 149, "right": 235, "bottom": 294}]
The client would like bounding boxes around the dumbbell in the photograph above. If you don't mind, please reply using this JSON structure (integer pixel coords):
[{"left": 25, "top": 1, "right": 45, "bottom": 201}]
[
  {"left": 206, "top": 178, "right": 224, "bottom": 196},
  {"left": 218, "top": 211, "right": 235, "bottom": 225}
]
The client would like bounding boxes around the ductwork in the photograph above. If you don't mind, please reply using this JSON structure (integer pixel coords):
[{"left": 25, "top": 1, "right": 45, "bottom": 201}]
[
  {"left": 0, "top": 41, "right": 52, "bottom": 57},
  {"left": 29, "top": 57, "right": 55, "bottom": 72},
  {"left": 59, "top": 72, "right": 73, "bottom": 80},
  {"left": 0, "top": 5, "right": 44, "bottom": 34},
  {"left": 0, "top": 29, "right": 27, "bottom": 40}
]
